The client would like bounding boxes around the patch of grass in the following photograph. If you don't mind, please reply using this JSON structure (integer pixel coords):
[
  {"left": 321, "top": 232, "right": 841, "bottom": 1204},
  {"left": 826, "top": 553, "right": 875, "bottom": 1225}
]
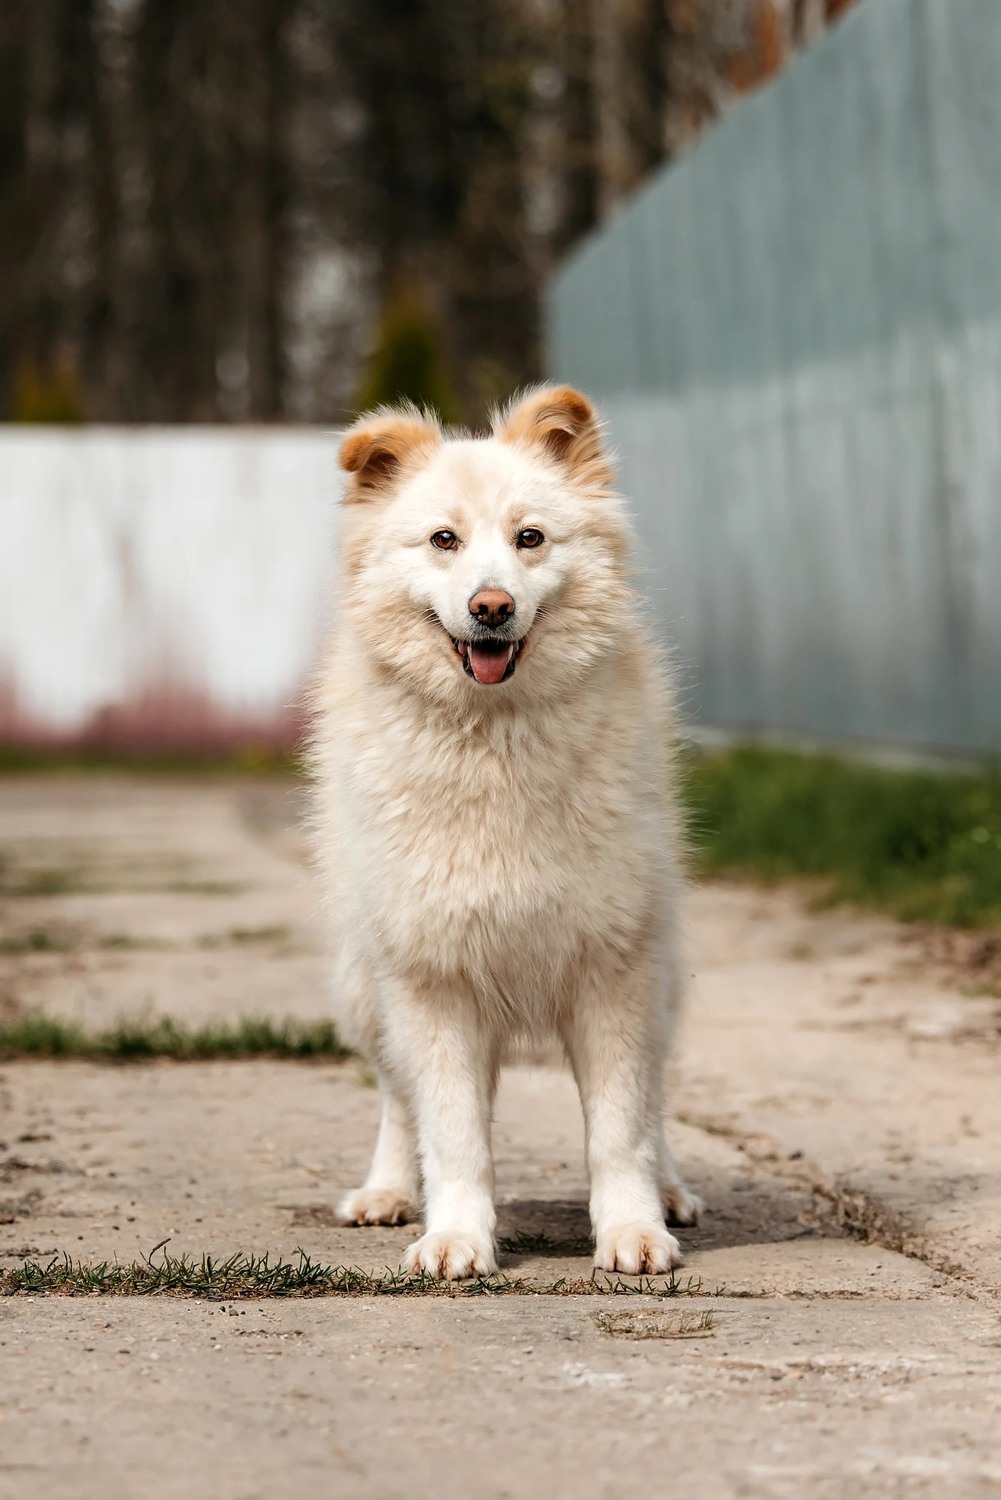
[
  {"left": 0, "top": 848, "right": 250, "bottom": 901},
  {"left": 0, "top": 931, "right": 169, "bottom": 955},
  {"left": 0, "top": 930, "right": 75, "bottom": 955},
  {"left": 0, "top": 747, "right": 303, "bottom": 776},
  {"left": 961, "top": 976, "right": 1001, "bottom": 1001},
  {"left": 197, "top": 926, "right": 294, "bottom": 950},
  {"left": 0, "top": 867, "right": 83, "bottom": 897},
  {"left": 164, "top": 881, "right": 248, "bottom": 897},
  {"left": 229, "top": 925, "right": 293, "bottom": 944},
  {"left": 685, "top": 746, "right": 1001, "bottom": 929},
  {"left": 0, "top": 1247, "right": 709, "bottom": 1299},
  {"left": 0, "top": 1014, "right": 352, "bottom": 1062},
  {"left": 96, "top": 933, "right": 167, "bottom": 951}
]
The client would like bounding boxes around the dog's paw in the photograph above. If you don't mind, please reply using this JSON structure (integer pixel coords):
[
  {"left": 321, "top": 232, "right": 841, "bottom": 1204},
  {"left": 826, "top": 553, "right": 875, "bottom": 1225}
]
[
  {"left": 594, "top": 1222, "right": 683, "bottom": 1275},
  {"left": 402, "top": 1230, "right": 498, "bottom": 1281},
  {"left": 662, "top": 1183, "right": 704, "bottom": 1227},
  {"left": 337, "top": 1186, "right": 416, "bottom": 1226}
]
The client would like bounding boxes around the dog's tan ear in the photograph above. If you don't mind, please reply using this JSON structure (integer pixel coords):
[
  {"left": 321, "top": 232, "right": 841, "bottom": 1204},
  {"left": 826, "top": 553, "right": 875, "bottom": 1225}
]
[
  {"left": 494, "top": 385, "right": 612, "bottom": 489},
  {"left": 339, "top": 409, "right": 441, "bottom": 501}
]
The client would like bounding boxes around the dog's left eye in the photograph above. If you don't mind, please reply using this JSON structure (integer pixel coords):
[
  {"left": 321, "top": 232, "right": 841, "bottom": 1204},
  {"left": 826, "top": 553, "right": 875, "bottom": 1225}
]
[
  {"left": 430, "top": 530, "right": 459, "bottom": 551},
  {"left": 516, "top": 528, "right": 545, "bottom": 549}
]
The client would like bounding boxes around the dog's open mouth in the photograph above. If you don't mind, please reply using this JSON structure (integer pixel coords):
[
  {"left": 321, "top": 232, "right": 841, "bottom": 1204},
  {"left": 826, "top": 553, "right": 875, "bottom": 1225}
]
[{"left": 449, "top": 634, "right": 525, "bottom": 685}]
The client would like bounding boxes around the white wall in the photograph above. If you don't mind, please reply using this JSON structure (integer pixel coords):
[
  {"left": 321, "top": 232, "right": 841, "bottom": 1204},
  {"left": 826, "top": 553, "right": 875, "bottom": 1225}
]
[{"left": 0, "top": 428, "right": 342, "bottom": 750}]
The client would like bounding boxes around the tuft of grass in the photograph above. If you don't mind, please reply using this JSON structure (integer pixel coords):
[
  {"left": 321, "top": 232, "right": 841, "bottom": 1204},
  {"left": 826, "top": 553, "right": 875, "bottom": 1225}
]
[
  {"left": 0, "top": 867, "right": 82, "bottom": 897},
  {"left": 0, "top": 746, "right": 303, "bottom": 776},
  {"left": 0, "top": 1247, "right": 709, "bottom": 1299},
  {"left": 0, "top": 930, "right": 75, "bottom": 955},
  {"left": 686, "top": 746, "right": 1001, "bottom": 929},
  {"left": 0, "top": 931, "right": 170, "bottom": 955},
  {"left": 197, "top": 926, "right": 294, "bottom": 950},
  {"left": 163, "top": 881, "right": 247, "bottom": 897},
  {"left": 97, "top": 933, "right": 167, "bottom": 951},
  {"left": 0, "top": 863, "right": 245, "bottom": 900},
  {"left": 0, "top": 1014, "right": 352, "bottom": 1062},
  {"left": 229, "top": 925, "right": 292, "bottom": 944}
]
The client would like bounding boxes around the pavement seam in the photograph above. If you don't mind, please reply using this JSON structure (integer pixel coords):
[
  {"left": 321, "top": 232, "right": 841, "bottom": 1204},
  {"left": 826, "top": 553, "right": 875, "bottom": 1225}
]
[{"left": 677, "top": 1107, "right": 990, "bottom": 1301}]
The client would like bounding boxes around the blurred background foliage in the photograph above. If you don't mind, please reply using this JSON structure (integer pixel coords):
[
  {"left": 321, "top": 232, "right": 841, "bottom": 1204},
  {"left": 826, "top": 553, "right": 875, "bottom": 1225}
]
[
  {"left": 354, "top": 292, "right": 459, "bottom": 423},
  {"left": 10, "top": 353, "right": 86, "bottom": 423},
  {"left": 0, "top": 0, "right": 857, "bottom": 427}
]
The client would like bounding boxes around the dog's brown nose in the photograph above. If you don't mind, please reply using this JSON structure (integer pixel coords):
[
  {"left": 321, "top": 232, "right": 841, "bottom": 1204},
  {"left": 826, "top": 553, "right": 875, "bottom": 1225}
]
[{"left": 468, "top": 588, "right": 515, "bottom": 628}]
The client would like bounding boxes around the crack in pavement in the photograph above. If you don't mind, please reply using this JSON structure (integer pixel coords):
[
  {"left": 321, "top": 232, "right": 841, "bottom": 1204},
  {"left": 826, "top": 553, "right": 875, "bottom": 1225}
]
[{"left": 678, "top": 1106, "right": 981, "bottom": 1296}]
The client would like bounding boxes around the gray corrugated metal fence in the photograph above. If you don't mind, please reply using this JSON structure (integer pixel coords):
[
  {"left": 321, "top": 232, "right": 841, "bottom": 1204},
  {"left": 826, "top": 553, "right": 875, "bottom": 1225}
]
[{"left": 547, "top": 0, "right": 1001, "bottom": 755}]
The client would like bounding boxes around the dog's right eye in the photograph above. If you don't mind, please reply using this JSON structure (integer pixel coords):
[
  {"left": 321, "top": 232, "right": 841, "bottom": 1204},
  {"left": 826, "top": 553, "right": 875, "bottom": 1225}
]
[{"left": 430, "top": 530, "right": 459, "bottom": 551}]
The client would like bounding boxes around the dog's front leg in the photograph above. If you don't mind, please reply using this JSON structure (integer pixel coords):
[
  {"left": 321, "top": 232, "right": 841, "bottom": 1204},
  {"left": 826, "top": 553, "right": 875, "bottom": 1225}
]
[
  {"left": 563, "top": 969, "right": 683, "bottom": 1276},
  {"left": 383, "top": 981, "right": 498, "bottom": 1281}
]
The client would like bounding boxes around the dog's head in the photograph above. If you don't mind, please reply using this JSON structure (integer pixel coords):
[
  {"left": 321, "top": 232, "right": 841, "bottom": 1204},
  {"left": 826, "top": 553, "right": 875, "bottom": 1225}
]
[{"left": 336, "top": 385, "right": 635, "bottom": 705}]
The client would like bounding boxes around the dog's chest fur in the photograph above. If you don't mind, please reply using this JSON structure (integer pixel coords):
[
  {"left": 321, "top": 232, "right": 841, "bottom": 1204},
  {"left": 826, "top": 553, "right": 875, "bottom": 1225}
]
[{"left": 324, "top": 656, "right": 671, "bottom": 1005}]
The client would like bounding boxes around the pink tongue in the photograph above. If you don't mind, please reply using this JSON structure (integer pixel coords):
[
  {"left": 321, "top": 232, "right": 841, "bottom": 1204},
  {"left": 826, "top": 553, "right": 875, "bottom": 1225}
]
[{"left": 469, "top": 644, "right": 512, "bottom": 685}]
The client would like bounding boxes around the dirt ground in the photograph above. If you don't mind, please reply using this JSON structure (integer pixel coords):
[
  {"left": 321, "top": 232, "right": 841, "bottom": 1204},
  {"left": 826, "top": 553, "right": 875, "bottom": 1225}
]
[{"left": 1, "top": 775, "right": 999, "bottom": 1499}]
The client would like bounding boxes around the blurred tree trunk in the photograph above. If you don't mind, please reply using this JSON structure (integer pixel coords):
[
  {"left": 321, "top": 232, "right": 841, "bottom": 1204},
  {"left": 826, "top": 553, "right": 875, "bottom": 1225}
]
[
  {"left": 255, "top": 0, "right": 292, "bottom": 419},
  {"left": 134, "top": 0, "right": 293, "bottom": 420},
  {"left": 0, "top": 0, "right": 117, "bottom": 417},
  {"left": 445, "top": 2, "right": 537, "bottom": 415},
  {"left": 0, "top": 0, "right": 34, "bottom": 412},
  {"left": 332, "top": 0, "right": 458, "bottom": 297},
  {"left": 134, "top": 0, "right": 222, "bottom": 418},
  {"left": 334, "top": 0, "right": 538, "bottom": 421},
  {"left": 614, "top": 0, "right": 672, "bottom": 195},
  {"left": 64, "top": 0, "right": 122, "bottom": 414},
  {"left": 553, "top": 0, "right": 599, "bottom": 255}
]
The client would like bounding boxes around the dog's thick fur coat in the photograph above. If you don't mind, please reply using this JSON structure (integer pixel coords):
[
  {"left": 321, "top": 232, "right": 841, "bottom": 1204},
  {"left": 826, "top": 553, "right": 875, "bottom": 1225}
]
[{"left": 308, "top": 385, "right": 698, "bottom": 1279}]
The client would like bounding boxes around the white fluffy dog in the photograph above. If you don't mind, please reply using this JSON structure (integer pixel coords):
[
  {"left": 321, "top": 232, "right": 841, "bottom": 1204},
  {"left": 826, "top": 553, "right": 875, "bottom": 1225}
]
[{"left": 308, "top": 384, "right": 699, "bottom": 1279}]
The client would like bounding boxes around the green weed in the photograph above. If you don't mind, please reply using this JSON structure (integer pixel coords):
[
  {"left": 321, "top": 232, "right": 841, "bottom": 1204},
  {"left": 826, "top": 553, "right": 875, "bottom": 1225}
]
[
  {"left": 0, "top": 1014, "right": 351, "bottom": 1062},
  {"left": 0, "top": 930, "right": 74, "bottom": 955},
  {"left": 0, "top": 747, "right": 303, "bottom": 776},
  {"left": 0, "top": 867, "right": 82, "bottom": 897},
  {"left": 0, "top": 1247, "right": 709, "bottom": 1299},
  {"left": 197, "top": 926, "right": 294, "bottom": 949}
]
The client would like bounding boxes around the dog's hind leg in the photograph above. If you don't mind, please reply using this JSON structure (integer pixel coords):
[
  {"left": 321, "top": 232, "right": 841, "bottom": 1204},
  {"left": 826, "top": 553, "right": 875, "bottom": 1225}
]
[
  {"left": 338, "top": 1076, "right": 419, "bottom": 1226},
  {"left": 649, "top": 1033, "right": 702, "bottom": 1227},
  {"left": 332, "top": 949, "right": 419, "bottom": 1225},
  {"left": 657, "top": 1127, "right": 703, "bottom": 1227},
  {"left": 655, "top": 927, "right": 702, "bottom": 1227}
]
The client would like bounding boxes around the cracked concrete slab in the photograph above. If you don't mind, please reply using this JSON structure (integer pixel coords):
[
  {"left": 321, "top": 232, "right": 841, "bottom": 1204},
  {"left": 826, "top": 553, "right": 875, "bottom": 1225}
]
[
  {"left": 0, "top": 1059, "right": 944, "bottom": 1302},
  {"left": 1, "top": 774, "right": 1000, "bottom": 1498},
  {"left": 681, "top": 883, "right": 1001, "bottom": 1292},
  {"left": 2, "top": 1296, "right": 999, "bottom": 1500}
]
